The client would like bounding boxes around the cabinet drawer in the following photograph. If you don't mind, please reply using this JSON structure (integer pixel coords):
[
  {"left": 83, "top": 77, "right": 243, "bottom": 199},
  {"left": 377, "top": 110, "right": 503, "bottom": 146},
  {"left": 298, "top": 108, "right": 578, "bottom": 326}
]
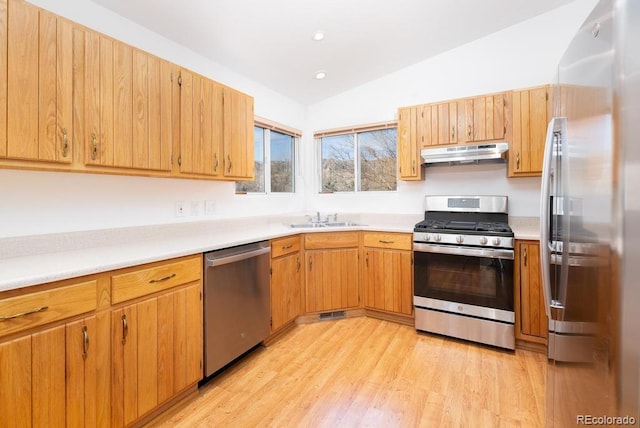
[
  {"left": 111, "top": 256, "right": 201, "bottom": 304},
  {"left": 304, "top": 232, "right": 359, "bottom": 250},
  {"left": 271, "top": 235, "right": 301, "bottom": 258},
  {"left": 363, "top": 232, "right": 412, "bottom": 250},
  {"left": 0, "top": 280, "right": 97, "bottom": 338}
]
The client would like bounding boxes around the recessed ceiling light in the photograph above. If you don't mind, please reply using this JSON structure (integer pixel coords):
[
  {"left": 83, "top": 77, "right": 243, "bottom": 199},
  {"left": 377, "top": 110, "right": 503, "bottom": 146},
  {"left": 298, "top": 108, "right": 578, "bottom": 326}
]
[
  {"left": 314, "top": 70, "right": 327, "bottom": 80},
  {"left": 312, "top": 31, "right": 325, "bottom": 41}
]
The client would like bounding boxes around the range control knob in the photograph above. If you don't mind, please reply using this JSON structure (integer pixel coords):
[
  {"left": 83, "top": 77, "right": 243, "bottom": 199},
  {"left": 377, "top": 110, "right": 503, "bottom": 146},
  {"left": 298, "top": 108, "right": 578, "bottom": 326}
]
[
  {"left": 423, "top": 233, "right": 431, "bottom": 242},
  {"left": 434, "top": 234, "right": 442, "bottom": 242},
  {"left": 456, "top": 235, "right": 464, "bottom": 244},
  {"left": 479, "top": 237, "right": 488, "bottom": 245},
  {"left": 492, "top": 237, "right": 501, "bottom": 246}
]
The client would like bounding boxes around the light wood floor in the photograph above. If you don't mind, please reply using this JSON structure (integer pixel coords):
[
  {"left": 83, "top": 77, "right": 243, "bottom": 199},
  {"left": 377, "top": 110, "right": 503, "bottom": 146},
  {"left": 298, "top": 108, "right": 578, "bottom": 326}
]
[{"left": 151, "top": 317, "right": 546, "bottom": 427}]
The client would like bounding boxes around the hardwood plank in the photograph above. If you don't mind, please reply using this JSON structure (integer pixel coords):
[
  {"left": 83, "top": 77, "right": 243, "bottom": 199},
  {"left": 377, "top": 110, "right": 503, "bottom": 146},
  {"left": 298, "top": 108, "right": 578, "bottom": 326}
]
[
  {"left": 437, "top": 103, "right": 449, "bottom": 145},
  {"left": 179, "top": 69, "right": 193, "bottom": 173},
  {"left": 158, "top": 59, "right": 172, "bottom": 171},
  {"left": 200, "top": 78, "right": 213, "bottom": 175},
  {"left": 212, "top": 82, "right": 224, "bottom": 175},
  {"left": 152, "top": 318, "right": 545, "bottom": 428},
  {"left": 84, "top": 30, "right": 101, "bottom": 164},
  {"left": 99, "top": 36, "right": 114, "bottom": 166},
  {"left": 38, "top": 10, "right": 58, "bottom": 162},
  {"left": 133, "top": 49, "right": 149, "bottom": 170},
  {"left": 192, "top": 74, "right": 203, "bottom": 174},
  {"left": 57, "top": 17, "right": 73, "bottom": 163},
  {"left": 113, "top": 41, "right": 132, "bottom": 168},
  {"left": 32, "top": 326, "right": 66, "bottom": 427}
]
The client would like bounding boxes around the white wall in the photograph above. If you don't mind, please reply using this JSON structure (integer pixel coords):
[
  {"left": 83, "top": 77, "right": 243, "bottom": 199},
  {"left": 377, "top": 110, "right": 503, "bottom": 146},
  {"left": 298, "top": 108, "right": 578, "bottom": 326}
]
[
  {"left": 303, "top": 0, "right": 598, "bottom": 218},
  {"left": 0, "top": 0, "right": 306, "bottom": 238}
]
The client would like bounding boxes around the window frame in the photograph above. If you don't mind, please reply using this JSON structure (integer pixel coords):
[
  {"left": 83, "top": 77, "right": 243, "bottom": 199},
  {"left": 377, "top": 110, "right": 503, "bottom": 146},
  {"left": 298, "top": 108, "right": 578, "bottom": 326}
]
[
  {"left": 315, "top": 122, "right": 398, "bottom": 193},
  {"left": 236, "top": 118, "right": 301, "bottom": 195}
]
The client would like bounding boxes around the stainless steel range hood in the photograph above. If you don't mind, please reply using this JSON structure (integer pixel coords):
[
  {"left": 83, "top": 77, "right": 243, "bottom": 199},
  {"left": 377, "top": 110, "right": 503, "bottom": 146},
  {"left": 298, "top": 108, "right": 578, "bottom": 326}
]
[{"left": 421, "top": 142, "right": 509, "bottom": 166}]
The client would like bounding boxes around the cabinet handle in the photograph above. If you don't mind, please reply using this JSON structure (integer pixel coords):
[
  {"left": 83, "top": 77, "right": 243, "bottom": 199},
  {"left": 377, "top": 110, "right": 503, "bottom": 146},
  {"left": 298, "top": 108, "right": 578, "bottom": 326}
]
[
  {"left": 214, "top": 154, "right": 219, "bottom": 172},
  {"left": 308, "top": 256, "right": 312, "bottom": 271},
  {"left": 149, "top": 273, "right": 176, "bottom": 283},
  {"left": 365, "top": 252, "right": 369, "bottom": 267},
  {"left": 523, "top": 247, "right": 528, "bottom": 267},
  {"left": 227, "top": 155, "right": 232, "bottom": 173},
  {"left": 90, "top": 133, "right": 97, "bottom": 160},
  {"left": 467, "top": 125, "right": 472, "bottom": 140},
  {"left": 379, "top": 239, "right": 394, "bottom": 244},
  {"left": 82, "top": 325, "right": 89, "bottom": 360},
  {"left": 296, "top": 256, "right": 300, "bottom": 273},
  {"left": 451, "top": 126, "right": 455, "bottom": 140},
  {"left": 412, "top": 160, "right": 416, "bottom": 174},
  {"left": 282, "top": 244, "right": 293, "bottom": 250},
  {"left": 62, "top": 128, "right": 70, "bottom": 157},
  {"left": 121, "top": 314, "right": 128, "bottom": 345},
  {"left": 0, "top": 305, "right": 48, "bottom": 321},
  {"left": 516, "top": 152, "right": 520, "bottom": 170}
]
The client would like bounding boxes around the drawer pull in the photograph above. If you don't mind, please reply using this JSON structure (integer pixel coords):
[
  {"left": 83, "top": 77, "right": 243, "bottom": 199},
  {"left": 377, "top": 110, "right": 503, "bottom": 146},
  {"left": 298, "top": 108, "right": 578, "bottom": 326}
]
[
  {"left": 282, "top": 244, "right": 293, "bottom": 250},
  {"left": 0, "top": 305, "right": 48, "bottom": 321},
  {"left": 121, "top": 314, "right": 128, "bottom": 345},
  {"left": 296, "top": 256, "right": 300, "bottom": 273},
  {"left": 149, "top": 273, "right": 176, "bottom": 284},
  {"left": 379, "top": 240, "right": 395, "bottom": 244},
  {"left": 523, "top": 247, "right": 528, "bottom": 267},
  {"left": 82, "top": 325, "right": 89, "bottom": 360}
]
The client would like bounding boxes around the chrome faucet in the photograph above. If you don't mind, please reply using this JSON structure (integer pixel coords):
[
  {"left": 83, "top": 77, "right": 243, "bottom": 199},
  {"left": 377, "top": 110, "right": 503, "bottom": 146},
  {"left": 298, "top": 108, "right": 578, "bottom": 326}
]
[
  {"left": 316, "top": 211, "right": 321, "bottom": 222},
  {"left": 326, "top": 213, "right": 338, "bottom": 222}
]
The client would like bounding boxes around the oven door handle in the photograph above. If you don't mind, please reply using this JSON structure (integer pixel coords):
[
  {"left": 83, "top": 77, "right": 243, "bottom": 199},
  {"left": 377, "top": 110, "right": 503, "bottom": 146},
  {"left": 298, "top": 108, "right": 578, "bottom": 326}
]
[{"left": 413, "top": 242, "right": 514, "bottom": 260}]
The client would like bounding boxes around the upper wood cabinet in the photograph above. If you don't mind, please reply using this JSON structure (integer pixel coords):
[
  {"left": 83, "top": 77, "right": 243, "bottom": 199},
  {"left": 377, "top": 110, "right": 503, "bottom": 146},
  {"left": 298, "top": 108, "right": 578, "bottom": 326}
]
[
  {"left": 509, "top": 86, "right": 549, "bottom": 177},
  {"left": 0, "top": 0, "right": 73, "bottom": 163},
  {"left": 81, "top": 32, "right": 174, "bottom": 171},
  {"left": 397, "top": 107, "right": 421, "bottom": 180},
  {"left": 223, "top": 87, "right": 254, "bottom": 180}
]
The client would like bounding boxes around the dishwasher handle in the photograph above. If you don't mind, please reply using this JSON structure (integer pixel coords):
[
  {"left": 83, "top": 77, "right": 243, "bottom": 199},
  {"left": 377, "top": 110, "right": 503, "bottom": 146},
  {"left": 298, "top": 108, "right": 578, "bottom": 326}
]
[{"left": 206, "top": 246, "right": 271, "bottom": 268}]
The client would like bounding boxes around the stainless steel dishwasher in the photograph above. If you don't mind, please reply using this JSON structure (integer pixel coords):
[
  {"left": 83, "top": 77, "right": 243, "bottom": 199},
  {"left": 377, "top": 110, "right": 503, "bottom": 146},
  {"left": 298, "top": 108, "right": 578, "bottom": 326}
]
[{"left": 203, "top": 241, "right": 271, "bottom": 377}]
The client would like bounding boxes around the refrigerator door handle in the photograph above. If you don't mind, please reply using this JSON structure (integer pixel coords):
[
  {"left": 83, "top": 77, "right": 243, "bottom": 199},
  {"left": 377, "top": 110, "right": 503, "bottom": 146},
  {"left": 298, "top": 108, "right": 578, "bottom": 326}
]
[{"left": 540, "top": 117, "right": 561, "bottom": 320}]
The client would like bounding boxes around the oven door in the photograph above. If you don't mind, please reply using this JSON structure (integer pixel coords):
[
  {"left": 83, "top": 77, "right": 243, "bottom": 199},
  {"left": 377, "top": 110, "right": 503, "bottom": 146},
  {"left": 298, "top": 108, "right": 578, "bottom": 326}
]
[{"left": 413, "top": 243, "right": 514, "bottom": 319}]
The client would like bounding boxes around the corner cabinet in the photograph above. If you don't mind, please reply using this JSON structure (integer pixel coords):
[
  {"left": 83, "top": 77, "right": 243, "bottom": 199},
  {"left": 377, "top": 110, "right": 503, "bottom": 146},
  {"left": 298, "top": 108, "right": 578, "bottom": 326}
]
[
  {"left": 270, "top": 235, "right": 302, "bottom": 333},
  {"left": 515, "top": 240, "right": 548, "bottom": 351},
  {"left": 509, "top": 86, "right": 549, "bottom": 177},
  {"left": 362, "top": 232, "right": 413, "bottom": 322},
  {"left": 304, "top": 232, "right": 360, "bottom": 313}
]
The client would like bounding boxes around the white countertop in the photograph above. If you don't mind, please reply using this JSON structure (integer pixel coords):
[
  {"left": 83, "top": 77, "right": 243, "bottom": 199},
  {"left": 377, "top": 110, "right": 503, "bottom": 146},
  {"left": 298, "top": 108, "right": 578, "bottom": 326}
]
[
  {"left": 0, "top": 213, "right": 540, "bottom": 293},
  {"left": 0, "top": 213, "right": 420, "bottom": 293}
]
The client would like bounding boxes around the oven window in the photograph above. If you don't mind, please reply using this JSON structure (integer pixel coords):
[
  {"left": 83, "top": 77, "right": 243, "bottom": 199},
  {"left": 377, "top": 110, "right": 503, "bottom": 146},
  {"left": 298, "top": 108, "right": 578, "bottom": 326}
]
[{"left": 414, "top": 251, "right": 514, "bottom": 311}]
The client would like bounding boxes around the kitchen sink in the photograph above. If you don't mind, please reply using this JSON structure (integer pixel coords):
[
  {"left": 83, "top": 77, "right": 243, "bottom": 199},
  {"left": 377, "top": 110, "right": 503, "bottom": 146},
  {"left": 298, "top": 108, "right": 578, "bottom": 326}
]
[
  {"left": 325, "top": 221, "right": 363, "bottom": 227},
  {"left": 289, "top": 223, "right": 328, "bottom": 228}
]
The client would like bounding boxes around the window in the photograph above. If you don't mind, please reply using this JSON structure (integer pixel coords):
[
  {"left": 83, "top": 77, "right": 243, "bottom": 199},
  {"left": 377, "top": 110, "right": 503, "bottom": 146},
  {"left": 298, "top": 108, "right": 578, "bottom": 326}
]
[
  {"left": 318, "top": 125, "right": 397, "bottom": 192},
  {"left": 236, "top": 119, "right": 299, "bottom": 194}
]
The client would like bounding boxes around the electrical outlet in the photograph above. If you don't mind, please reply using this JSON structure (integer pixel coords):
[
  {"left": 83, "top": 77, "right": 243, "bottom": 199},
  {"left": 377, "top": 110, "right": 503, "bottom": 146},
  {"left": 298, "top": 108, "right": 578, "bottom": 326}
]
[
  {"left": 204, "top": 200, "right": 216, "bottom": 215},
  {"left": 191, "top": 201, "right": 202, "bottom": 216},
  {"left": 175, "top": 201, "right": 185, "bottom": 217}
]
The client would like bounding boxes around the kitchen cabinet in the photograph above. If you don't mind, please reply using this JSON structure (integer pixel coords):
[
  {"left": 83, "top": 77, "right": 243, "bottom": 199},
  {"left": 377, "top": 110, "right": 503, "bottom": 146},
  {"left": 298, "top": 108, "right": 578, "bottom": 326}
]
[
  {"left": 362, "top": 232, "right": 413, "bottom": 319},
  {"left": 0, "top": 278, "right": 110, "bottom": 428},
  {"left": 0, "top": 0, "right": 73, "bottom": 164},
  {"left": 82, "top": 31, "right": 174, "bottom": 172},
  {"left": 270, "top": 235, "right": 302, "bottom": 333},
  {"left": 304, "top": 232, "right": 360, "bottom": 313},
  {"left": 178, "top": 69, "right": 224, "bottom": 177},
  {"left": 466, "top": 93, "right": 509, "bottom": 143},
  {"left": 110, "top": 255, "right": 202, "bottom": 427},
  {"left": 223, "top": 86, "right": 254, "bottom": 180},
  {"left": 515, "top": 240, "right": 548, "bottom": 349},
  {"left": 509, "top": 86, "right": 549, "bottom": 177},
  {"left": 397, "top": 107, "right": 422, "bottom": 180}
]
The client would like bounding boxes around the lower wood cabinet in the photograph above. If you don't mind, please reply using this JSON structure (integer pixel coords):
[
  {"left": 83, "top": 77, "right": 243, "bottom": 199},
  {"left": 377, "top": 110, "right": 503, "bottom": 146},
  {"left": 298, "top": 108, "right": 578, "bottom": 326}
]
[
  {"left": 270, "top": 236, "right": 302, "bottom": 333},
  {"left": 362, "top": 232, "right": 413, "bottom": 317},
  {"left": 515, "top": 240, "right": 548, "bottom": 348},
  {"left": 304, "top": 232, "right": 360, "bottom": 313}
]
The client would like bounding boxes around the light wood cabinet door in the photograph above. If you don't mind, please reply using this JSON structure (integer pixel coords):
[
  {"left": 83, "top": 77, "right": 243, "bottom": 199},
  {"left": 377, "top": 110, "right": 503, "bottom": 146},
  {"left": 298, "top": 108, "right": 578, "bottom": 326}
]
[
  {"left": 305, "top": 248, "right": 359, "bottom": 313},
  {"left": 111, "top": 283, "right": 202, "bottom": 427},
  {"left": 1, "top": 0, "right": 72, "bottom": 163},
  {"left": 510, "top": 86, "right": 548, "bottom": 177},
  {"left": 271, "top": 251, "right": 302, "bottom": 332},
  {"left": 83, "top": 33, "right": 173, "bottom": 171},
  {"left": 515, "top": 240, "right": 548, "bottom": 345},
  {"left": 223, "top": 86, "right": 254, "bottom": 179},
  {"left": 178, "top": 69, "right": 224, "bottom": 177},
  {"left": 363, "top": 248, "right": 413, "bottom": 316},
  {"left": 397, "top": 106, "right": 421, "bottom": 180},
  {"left": 471, "top": 93, "right": 507, "bottom": 142}
]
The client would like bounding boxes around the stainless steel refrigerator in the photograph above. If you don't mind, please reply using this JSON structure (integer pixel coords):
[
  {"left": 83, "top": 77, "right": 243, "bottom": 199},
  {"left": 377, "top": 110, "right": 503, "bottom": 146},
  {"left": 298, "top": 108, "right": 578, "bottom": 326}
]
[{"left": 540, "top": 0, "right": 639, "bottom": 425}]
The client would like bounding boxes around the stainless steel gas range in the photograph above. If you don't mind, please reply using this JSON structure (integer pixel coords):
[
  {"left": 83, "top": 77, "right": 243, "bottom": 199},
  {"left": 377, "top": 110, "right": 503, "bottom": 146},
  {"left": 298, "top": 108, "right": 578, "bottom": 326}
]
[{"left": 413, "top": 195, "right": 515, "bottom": 350}]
